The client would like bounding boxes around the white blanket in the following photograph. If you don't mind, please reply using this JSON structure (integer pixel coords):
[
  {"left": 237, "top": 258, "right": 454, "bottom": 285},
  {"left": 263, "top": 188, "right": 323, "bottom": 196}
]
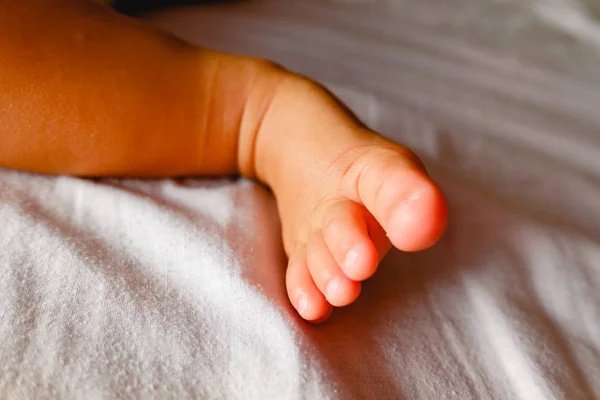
[{"left": 1, "top": 0, "right": 599, "bottom": 398}]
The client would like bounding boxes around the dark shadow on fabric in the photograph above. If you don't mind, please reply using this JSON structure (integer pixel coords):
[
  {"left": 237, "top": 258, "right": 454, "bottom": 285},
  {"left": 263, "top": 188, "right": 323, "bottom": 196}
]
[{"left": 114, "top": 0, "right": 244, "bottom": 16}]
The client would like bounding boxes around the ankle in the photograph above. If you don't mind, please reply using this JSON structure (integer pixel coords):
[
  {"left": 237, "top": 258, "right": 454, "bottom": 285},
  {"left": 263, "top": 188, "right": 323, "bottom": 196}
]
[{"left": 234, "top": 59, "right": 290, "bottom": 183}]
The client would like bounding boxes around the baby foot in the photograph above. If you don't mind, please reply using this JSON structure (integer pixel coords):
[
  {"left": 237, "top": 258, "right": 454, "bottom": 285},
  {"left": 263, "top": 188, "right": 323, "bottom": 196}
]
[
  {"left": 246, "top": 72, "right": 448, "bottom": 322},
  {"left": 282, "top": 143, "right": 447, "bottom": 322}
]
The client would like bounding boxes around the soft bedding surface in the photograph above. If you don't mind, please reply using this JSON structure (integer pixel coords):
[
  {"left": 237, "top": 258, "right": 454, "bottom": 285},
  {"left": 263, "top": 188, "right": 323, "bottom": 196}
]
[{"left": 2, "top": 0, "right": 600, "bottom": 398}]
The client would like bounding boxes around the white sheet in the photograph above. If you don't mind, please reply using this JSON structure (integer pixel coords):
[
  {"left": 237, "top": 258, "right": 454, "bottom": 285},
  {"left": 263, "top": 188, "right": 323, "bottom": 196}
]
[{"left": 1, "top": 0, "right": 600, "bottom": 398}]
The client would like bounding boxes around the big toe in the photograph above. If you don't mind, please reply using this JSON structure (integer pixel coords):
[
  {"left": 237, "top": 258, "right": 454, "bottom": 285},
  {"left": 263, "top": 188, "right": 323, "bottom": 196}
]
[
  {"left": 343, "top": 144, "right": 448, "bottom": 252},
  {"left": 387, "top": 179, "right": 447, "bottom": 251}
]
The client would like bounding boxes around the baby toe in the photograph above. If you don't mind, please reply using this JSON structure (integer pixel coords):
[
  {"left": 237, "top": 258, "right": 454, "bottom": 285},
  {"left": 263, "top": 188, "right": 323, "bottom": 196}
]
[
  {"left": 306, "top": 230, "right": 361, "bottom": 307},
  {"left": 322, "top": 200, "right": 381, "bottom": 281},
  {"left": 286, "top": 243, "right": 332, "bottom": 322}
]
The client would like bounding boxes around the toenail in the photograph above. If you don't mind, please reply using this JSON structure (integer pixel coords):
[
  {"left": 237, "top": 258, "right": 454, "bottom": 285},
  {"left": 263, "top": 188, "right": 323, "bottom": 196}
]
[
  {"left": 344, "top": 247, "right": 360, "bottom": 273},
  {"left": 403, "top": 190, "right": 423, "bottom": 205},
  {"left": 297, "top": 293, "right": 308, "bottom": 314},
  {"left": 326, "top": 278, "right": 340, "bottom": 299},
  {"left": 390, "top": 191, "right": 423, "bottom": 229}
]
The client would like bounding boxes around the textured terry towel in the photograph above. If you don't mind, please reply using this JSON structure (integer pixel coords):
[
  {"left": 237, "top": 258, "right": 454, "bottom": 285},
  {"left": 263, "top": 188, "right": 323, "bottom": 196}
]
[{"left": 2, "top": 0, "right": 600, "bottom": 398}]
